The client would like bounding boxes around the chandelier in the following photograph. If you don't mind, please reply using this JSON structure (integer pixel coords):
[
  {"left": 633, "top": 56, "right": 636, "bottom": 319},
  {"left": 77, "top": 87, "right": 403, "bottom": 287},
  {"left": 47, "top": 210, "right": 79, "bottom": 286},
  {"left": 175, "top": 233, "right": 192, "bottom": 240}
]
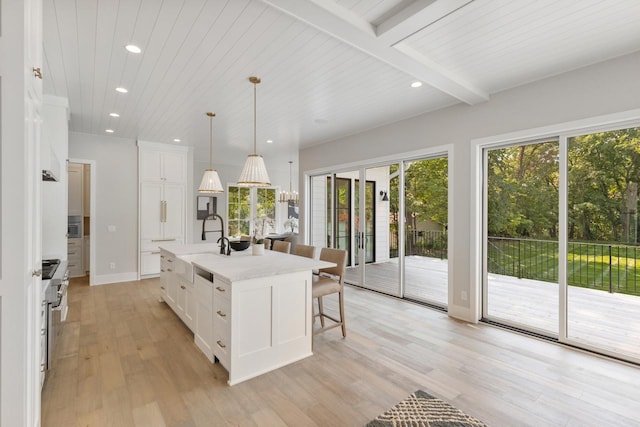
[{"left": 279, "top": 160, "right": 299, "bottom": 204}]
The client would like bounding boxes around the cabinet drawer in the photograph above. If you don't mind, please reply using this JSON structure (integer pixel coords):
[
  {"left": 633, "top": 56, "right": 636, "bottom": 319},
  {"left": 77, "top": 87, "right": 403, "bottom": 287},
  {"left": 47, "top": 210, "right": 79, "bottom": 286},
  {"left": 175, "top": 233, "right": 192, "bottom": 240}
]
[
  {"left": 213, "top": 329, "right": 230, "bottom": 370},
  {"left": 141, "top": 238, "right": 182, "bottom": 252},
  {"left": 67, "top": 238, "right": 82, "bottom": 249},
  {"left": 213, "top": 297, "right": 231, "bottom": 330},
  {"left": 213, "top": 279, "right": 231, "bottom": 300},
  {"left": 141, "top": 252, "right": 160, "bottom": 275}
]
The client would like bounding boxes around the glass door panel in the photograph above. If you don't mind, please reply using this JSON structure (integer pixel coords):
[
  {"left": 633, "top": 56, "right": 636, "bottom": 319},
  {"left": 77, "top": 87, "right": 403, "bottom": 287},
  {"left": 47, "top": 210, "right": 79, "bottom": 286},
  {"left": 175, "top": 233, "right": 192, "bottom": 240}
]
[
  {"left": 566, "top": 127, "right": 640, "bottom": 361},
  {"left": 403, "top": 157, "right": 448, "bottom": 306},
  {"left": 484, "top": 140, "right": 559, "bottom": 335},
  {"left": 361, "top": 165, "right": 400, "bottom": 296}
]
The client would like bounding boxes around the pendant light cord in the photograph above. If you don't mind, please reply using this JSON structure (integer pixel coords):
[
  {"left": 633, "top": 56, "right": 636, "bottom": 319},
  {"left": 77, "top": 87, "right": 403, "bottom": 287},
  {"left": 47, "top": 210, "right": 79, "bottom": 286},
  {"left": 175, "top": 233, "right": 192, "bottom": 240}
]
[
  {"left": 210, "top": 115, "right": 213, "bottom": 167},
  {"left": 253, "top": 80, "right": 257, "bottom": 155}
]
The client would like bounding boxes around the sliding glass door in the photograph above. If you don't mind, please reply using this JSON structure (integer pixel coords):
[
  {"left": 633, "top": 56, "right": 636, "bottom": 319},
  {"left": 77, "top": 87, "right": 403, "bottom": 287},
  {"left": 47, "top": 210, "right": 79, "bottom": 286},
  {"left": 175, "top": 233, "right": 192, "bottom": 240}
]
[
  {"left": 565, "top": 127, "right": 640, "bottom": 360},
  {"left": 483, "top": 140, "right": 559, "bottom": 334},
  {"left": 482, "top": 125, "right": 640, "bottom": 363},
  {"left": 309, "top": 153, "right": 449, "bottom": 306}
]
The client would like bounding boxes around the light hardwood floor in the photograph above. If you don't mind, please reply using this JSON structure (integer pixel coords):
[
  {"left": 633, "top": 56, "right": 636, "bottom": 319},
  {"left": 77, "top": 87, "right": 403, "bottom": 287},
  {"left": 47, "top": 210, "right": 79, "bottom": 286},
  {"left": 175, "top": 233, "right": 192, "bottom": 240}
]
[{"left": 42, "top": 276, "right": 640, "bottom": 426}]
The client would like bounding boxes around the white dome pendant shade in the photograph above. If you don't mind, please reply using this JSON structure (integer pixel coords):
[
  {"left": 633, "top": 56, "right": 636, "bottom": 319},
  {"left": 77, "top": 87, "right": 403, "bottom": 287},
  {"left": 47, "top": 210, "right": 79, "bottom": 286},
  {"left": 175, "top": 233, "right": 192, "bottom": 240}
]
[
  {"left": 238, "top": 76, "right": 271, "bottom": 187},
  {"left": 198, "top": 112, "right": 224, "bottom": 193}
]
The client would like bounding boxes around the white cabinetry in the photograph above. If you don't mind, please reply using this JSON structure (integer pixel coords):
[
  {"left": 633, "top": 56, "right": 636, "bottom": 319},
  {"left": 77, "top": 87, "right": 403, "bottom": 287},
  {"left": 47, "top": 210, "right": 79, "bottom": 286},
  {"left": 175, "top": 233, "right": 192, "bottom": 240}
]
[
  {"left": 138, "top": 142, "right": 188, "bottom": 277},
  {"left": 67, "top": 238, "right": 83, "bottom": 277},
  {"left": 67, "top": 163, "right": 83, "bottom": 216}
]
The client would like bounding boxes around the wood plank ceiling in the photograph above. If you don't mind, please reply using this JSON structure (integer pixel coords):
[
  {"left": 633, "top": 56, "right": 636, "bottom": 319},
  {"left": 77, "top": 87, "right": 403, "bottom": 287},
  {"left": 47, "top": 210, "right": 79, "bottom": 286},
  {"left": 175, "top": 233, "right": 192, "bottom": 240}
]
[{"left": 43, "top": 0, "right": 640, "bottom": 164}]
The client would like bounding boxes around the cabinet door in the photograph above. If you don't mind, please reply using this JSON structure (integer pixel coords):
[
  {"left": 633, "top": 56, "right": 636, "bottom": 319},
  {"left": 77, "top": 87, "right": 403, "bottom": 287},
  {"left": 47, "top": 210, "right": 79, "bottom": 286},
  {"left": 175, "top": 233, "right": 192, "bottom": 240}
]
[
  {"left": 165, "top": 270, "right": 178, "bottom": 308},
  {"left": 140, "top": 252, "right": 160, "bottom": 276},
  {"left": 163, "top": 184, "right": 185, "bottom": 239},
  {"left": 162, "top": 151, "right": 186, "bottom": 183},
  {"left": 184, "top": 284, "right": 196, "bottom": 330},
  {"left": 140, "top": 182, "right": 163, "bottom": 240},
  {"left": 139, "top": 150, "right": 162, "bottom": 181},
  {"left": 68, "top": 163, "right": 83, "bottom": 215},
  {"left": 176, "top": 279, "right": 186, "bottom": 316}
]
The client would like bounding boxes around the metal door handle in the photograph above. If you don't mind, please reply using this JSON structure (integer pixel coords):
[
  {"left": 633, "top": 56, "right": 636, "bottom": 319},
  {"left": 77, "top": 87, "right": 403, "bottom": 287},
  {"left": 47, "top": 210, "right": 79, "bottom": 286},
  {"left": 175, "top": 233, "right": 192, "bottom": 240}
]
[
  {"left": 215, "top": 286, "right": 225, "bottom": 292},
  {"left": 33, "top": 67, "right": 43, "bottom": 79},
  {"left": 180, "top": 285, "right": 186, "bottom": 290},
  {"left": 32, "top": 269, "right": 42, "bottom": 277},
  {"left": 216, "top": 310, "right": 226, "bottom": 318},
  {"left": 216, "top": 340, "right": 226, "bottom": 349}
]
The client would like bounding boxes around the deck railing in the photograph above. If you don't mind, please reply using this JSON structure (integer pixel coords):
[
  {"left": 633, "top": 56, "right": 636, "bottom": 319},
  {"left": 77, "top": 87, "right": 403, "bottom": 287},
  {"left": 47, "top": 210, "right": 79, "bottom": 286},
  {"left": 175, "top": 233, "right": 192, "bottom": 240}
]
[{"left": 389, "top": 232, "right": 640, "bottom": 295}]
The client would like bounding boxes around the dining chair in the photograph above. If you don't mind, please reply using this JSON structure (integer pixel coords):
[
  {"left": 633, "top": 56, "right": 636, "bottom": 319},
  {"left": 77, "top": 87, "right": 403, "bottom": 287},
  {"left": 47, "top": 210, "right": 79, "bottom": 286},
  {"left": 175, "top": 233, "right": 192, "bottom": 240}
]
[
  {"left": 313, "top": 248, "right": 348, "bottom": 337},
  {"left": 293, "top": 244, "right": 316, "bottom": 259},
  {"left": 271, "top": 240, "right": 291, "bottom": 253}
]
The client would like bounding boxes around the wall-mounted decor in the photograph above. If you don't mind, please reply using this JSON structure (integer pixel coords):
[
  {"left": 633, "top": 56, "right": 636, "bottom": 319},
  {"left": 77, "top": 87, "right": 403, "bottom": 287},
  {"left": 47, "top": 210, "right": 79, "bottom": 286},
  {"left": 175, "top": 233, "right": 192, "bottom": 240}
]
[{"left": 197, "top": 196, "right": 217, "bottom": 219}]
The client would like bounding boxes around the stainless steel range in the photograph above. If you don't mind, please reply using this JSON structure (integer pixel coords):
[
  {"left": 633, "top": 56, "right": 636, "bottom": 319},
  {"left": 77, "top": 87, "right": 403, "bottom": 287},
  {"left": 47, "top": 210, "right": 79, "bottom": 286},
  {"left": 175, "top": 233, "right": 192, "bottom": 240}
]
[{"left": 42, "top": 258, "right": 69, "bottom": 372}]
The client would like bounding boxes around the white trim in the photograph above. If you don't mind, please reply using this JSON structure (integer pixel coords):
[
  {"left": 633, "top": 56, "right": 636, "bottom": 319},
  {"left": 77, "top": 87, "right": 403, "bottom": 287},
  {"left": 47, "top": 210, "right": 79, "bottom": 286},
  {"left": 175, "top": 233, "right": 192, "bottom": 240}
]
[
  {"left": 305, "top": 145, "right": 451, "bottom": 177},
  {"left": 92, "top": 272, "right": 139, "bottom": 286},
  {"left": 136, "top": 140, "right": 189, "bottom": 152}
]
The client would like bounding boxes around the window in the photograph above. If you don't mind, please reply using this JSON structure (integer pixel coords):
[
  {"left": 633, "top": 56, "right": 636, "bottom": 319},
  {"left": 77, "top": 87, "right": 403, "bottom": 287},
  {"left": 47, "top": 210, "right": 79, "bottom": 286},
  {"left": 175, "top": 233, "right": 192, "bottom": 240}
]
[{"left": 227, "top": 185, "right": 277, "bottom": 238}]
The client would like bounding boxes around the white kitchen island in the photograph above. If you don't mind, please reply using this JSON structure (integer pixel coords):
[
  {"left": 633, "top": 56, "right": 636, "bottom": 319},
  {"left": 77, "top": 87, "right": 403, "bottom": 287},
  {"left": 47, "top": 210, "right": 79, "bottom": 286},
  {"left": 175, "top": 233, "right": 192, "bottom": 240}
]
[{"left": 159, "top": 243, "right": 334, "bottom": 385}]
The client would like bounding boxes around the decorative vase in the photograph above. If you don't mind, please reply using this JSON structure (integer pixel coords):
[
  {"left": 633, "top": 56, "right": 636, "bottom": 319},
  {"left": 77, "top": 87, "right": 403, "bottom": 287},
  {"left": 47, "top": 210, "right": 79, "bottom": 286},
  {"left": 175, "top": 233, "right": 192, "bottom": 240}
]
[{"left": 252, "top": 243, "right": 265, "bottom": 256}]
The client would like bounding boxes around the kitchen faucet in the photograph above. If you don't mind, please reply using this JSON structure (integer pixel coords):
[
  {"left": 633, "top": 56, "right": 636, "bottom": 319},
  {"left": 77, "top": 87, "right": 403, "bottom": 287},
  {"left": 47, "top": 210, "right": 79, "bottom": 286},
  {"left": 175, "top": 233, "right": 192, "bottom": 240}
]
[{"left": 201, "top": 213, "right": 228, "bottom": 255}]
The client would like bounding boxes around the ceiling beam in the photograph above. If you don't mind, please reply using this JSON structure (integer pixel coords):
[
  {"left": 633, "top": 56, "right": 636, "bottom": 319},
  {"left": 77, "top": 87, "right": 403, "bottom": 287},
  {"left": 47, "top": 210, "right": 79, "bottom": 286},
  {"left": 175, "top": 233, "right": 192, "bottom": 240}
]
[
  {"left": 261, "top": 0, "right": 488, "bottom": 105},
  {"left": 376, "top": 0, "right": 474, "bottom": 46}
]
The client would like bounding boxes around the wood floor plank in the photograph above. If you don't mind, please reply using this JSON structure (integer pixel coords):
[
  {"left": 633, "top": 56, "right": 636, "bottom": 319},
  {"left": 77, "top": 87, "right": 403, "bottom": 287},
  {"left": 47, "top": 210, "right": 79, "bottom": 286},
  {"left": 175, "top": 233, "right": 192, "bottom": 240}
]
[{"left": 41, "top": 276, "right": 640, "bottom": 426}]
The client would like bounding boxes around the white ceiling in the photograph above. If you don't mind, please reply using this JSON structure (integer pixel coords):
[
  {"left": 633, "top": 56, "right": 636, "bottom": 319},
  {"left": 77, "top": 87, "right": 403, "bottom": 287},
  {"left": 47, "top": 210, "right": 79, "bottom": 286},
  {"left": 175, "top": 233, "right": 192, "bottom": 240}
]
[{"left": 43, "top": 0, "right": 640, "bottom": 165}]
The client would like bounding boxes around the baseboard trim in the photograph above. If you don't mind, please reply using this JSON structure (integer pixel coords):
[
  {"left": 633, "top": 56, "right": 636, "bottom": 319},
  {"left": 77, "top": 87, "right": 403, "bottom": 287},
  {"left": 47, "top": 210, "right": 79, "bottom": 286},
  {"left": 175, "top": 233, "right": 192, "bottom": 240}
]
[{"left": 91, "top": 272, "right": 138, "bottom": 286}]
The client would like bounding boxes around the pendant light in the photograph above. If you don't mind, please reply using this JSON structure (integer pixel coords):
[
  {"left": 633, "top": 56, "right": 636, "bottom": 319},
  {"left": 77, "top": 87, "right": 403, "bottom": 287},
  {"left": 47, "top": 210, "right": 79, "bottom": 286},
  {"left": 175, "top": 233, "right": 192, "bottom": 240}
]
[
  {"left": 198, "top": 112, "right": 224, "bottom": 193},
  {"left": 238, "top": 76, "right": 271, "bottom": 186},
  {"left": 279, "top": 161, "right": 299, "bottom": 204}
]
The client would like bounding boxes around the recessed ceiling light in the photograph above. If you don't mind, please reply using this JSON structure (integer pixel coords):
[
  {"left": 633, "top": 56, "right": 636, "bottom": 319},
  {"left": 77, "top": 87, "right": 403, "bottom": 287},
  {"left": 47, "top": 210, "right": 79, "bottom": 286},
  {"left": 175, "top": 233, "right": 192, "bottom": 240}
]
[
  {"left": 125, "top": 44, "right": 142, "bottom": 54},
  {"left": 266, "top": 139, "right": 273, "bottom": 144},
  {"left": 115, "top": 87, "right": 128, "bottom": 93},
  {"left": 109, "top": 112, "right": 120, "bottom": 117},
  {"left": 105, "top": 129, "right": 114, "bottom": 133},
  {"left": 411, "top": 81, "right": 423, "bottom": 88},
  {"left": 173, "top": 138, "right": 181, "bottom": 143}
]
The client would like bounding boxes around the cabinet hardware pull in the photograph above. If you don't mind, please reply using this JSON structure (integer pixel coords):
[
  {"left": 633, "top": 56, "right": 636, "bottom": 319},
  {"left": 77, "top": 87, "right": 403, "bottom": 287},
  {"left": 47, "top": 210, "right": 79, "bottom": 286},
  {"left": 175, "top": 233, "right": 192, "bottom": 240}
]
[
  {"left": 167, "top": 268, "right": 172, "bottom": 272},
  {"left": 216, "top": 310, "right": 226, "bottom": 318},
  {"left": 160, "top": 269, "right": 165, "bottom": 272},
  {"left": 160, "top": 255, "right": 165, "bottom": 259},
  {"left": 151, "top": 251, "right": 160, "bottom": 254},
  {"left": 32, "top": 269, "right": 42, "bottom": 277},
  {"left": 180, "top": 285, "right": 186, "bottom": 290},
  {"left": 151, "top": 238, "right": 177, "bottom": 242},
  {"left": 160, "top": 286, "right": 165, "bottom": 290},
  {"left": 216, "top": 340, "right": 226, "bottom": 349},
  {"left": 215, "top": 286, "right": 225, "bottom": 292},
  {"left": 167, "top": 259, "right": 173, "bottom": 262},
  {"left": 41, "top": 329, "right": 46, "bottom": 336},
  {"left": 40, "top": 364, "right": 46, "bottom": 372},
  {"left": 33, "top": 67, "right": 43, "bottom": 79}
]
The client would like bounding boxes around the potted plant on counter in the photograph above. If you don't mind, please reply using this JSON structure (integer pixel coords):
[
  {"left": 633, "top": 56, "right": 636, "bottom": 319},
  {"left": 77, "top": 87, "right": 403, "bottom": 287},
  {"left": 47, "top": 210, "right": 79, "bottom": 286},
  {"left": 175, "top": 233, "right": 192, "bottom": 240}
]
[{"left": 252, "top": 216, "right": 274, "bottom": 255}]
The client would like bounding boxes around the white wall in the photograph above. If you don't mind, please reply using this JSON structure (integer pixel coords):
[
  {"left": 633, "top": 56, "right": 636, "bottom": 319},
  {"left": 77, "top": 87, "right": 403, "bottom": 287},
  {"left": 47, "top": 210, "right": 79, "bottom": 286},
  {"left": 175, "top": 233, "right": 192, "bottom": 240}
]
[
  {"left": 300, "top": 51, "right": 640, "bottom": 322},
  {"left": 69, "top": 132, "right": 138, "bottom": 283}
]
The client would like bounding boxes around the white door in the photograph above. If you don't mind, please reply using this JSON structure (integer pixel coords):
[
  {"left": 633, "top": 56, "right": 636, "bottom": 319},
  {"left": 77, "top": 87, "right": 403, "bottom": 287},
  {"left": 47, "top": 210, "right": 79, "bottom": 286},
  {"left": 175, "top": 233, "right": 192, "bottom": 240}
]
[
  {"left": 163, "top": 184, "right": 185, "bottom": 240},
  {"left": 140, "top": 182, "right": 164, "bottom": 240},
  {"left": 67, "top": 163, "right": 83, "bottom": 215}
]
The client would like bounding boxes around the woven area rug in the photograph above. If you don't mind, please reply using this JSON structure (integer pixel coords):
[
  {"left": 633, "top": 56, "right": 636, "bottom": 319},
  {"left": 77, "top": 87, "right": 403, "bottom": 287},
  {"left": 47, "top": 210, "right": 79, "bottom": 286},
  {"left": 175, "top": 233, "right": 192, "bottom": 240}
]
[{"left": 366, "top": 390, "right": 489, "bottom": 427}]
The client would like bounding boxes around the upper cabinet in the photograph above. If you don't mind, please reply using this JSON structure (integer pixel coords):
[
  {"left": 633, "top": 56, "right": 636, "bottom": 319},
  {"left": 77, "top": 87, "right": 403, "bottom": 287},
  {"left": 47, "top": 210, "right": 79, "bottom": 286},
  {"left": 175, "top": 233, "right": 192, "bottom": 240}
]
[{"left": 139, "top": 147, "right": 186, "bottom": 183}]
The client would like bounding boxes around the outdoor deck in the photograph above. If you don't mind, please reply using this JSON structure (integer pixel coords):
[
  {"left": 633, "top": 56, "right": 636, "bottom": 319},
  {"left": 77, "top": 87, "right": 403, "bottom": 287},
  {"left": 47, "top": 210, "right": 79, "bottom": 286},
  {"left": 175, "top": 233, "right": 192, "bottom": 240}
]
[{"left": 345, "top": 256, "right": 640, "bottom": 361}]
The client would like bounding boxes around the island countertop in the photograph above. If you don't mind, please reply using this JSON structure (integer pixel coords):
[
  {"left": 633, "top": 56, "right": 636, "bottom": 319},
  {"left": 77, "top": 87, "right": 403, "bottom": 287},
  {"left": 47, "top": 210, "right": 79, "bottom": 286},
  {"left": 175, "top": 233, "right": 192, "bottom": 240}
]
[
  {"left": 179, "top": 249, "right": 334, "bottom": 282},
  {"left": 158, "top": 242, "right": 221, "bottom": 257}
]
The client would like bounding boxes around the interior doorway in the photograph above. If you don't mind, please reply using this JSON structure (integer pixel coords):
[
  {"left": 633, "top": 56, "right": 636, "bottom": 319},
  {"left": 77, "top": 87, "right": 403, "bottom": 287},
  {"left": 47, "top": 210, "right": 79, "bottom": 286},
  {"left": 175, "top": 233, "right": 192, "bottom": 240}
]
[{"left": 68, "top": 159, "right": 96, "bottom": 285}]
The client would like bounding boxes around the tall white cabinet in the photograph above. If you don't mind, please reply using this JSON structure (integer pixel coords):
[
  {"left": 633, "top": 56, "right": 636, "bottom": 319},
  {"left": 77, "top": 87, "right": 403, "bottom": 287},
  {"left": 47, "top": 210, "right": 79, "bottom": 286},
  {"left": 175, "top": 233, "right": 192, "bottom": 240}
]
[{"left": 138, "top": 141, "right": 189, "bottom": 277}]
